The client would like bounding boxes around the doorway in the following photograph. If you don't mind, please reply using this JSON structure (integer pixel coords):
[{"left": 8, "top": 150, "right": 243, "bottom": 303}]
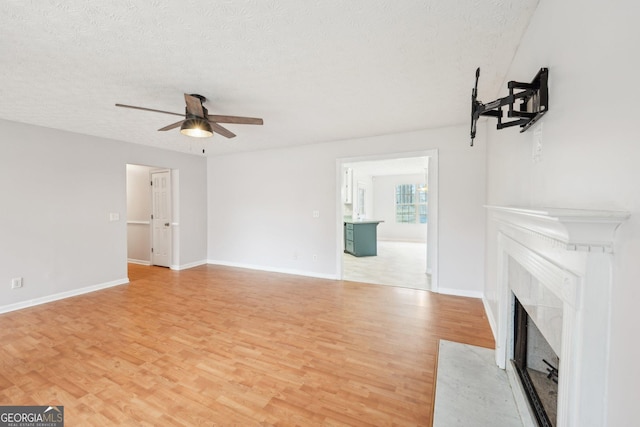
[
  {"left": 336, "top": 150, "right": 438, "bottom": 291},
  {"left": 150, "top": 170, "right": 172, "bottom": 267},
  {"left": 126, "top": 164, "right": 176, "bottom": 268}
]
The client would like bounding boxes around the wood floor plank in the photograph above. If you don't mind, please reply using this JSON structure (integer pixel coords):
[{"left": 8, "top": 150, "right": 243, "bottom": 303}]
[{"left": 0, "top": 264, "right": 494, "bottom": 425}]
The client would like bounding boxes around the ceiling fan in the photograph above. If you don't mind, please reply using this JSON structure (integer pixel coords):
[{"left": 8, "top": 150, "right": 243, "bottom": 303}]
[{"left": 115, "top": 93, "right": 263, "bottom": 138}]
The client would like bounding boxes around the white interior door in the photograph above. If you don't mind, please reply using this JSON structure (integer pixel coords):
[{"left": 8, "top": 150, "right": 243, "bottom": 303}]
[{"left": 151, "top": 170, "right": 172, "bottom": 267}]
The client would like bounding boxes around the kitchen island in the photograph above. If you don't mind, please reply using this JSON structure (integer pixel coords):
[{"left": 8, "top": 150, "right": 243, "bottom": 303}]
[{"left": 344, "top": 220, "right": 384, "bottom": 257}]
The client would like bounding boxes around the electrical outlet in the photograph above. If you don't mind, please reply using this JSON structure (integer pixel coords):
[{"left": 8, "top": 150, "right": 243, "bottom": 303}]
[
  {"left": 532, "top": 124, "right": 543, "bottom": 163},
  {"left": 11, "top": 277, "right": 23, "bottom": 289},
  {"left": 312, "top": 210, "right": 320, "bottom": 218},
  {"left": 312, "top": 255, "right": 318, "bottom": 261},
  {"left": 533, "top": 140, "right": 542, "bottom": 163}
]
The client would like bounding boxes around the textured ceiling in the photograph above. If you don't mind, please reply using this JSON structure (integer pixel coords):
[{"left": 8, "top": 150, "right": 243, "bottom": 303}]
[{"left": 0, "top": 0, "right": 539, "bottom": 156}]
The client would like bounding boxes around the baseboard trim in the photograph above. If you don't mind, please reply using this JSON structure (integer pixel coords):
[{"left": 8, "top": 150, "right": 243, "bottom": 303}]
[
  {"left": 0, "top": 278, "right": 129, "bottom": 314},
  {"left": 128, "top": 258, "right": 151, "bottom": 266},
  {"left": 482, "top": 296, "right": 498, "bottom": 341},
  {"left": 436, "top": 287, "right": 484, "bottom": 299},
  {"left": 170, "top": 260, "right": 208, "bottom": 271},
  {"left": 207, "top": 259, "right": 338, "bottom": 281}
]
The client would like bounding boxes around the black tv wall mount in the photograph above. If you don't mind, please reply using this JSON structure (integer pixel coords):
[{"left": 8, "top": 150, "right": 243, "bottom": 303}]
[{"left": 470, "top": 67, "right": 548, "bottom": 146}]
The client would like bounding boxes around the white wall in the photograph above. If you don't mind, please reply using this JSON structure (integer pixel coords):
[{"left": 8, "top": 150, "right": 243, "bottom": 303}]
[
  {"left": 0, "top": 119, "right": 208, "bottom": 312},
  {"left": 482, "top": 0, "right": 640, "bottom": 424},
  {"left": 373, "top": 174, "right": 427, "bottom": 243},
  {"left": 208, "top": 124, "right": 486, "bottom": 295}
]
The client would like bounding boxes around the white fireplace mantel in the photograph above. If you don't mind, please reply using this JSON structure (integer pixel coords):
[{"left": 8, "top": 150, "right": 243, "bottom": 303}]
[
  {"left": 486, "top": 205, "right": 629, "bottom": 427},
  {"left": 486, "top": 205, "right": 629, "bottom": 253}
]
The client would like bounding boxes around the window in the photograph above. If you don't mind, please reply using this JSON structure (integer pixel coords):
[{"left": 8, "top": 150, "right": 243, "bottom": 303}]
[{"left": 395, "top": 183, "right": 428, "bottom": 224}]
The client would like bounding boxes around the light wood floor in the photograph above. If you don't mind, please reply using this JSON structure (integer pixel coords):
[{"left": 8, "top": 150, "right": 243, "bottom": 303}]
[{"left": 0, "top": 264, "right": 494, "bottom": 426}]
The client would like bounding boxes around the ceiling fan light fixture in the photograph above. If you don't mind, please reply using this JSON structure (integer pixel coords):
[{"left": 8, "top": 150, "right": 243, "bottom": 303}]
[{"left": 180, "top": 117, "right": 213, "bottom": 138}]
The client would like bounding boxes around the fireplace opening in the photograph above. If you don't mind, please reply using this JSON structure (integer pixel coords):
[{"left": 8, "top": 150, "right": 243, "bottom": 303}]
[{"left": 513, "top": 296, "right": 559, "bottom": 427}]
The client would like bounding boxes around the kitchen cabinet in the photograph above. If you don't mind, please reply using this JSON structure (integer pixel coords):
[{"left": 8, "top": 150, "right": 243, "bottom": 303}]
[{"left": 344, "top": 220, "right": 383, "bottom": 257}]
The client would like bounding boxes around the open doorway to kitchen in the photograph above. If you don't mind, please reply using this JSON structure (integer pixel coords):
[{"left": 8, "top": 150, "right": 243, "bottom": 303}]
[{"left": 336, "top": 150, "right": 438, "bottom": 291}]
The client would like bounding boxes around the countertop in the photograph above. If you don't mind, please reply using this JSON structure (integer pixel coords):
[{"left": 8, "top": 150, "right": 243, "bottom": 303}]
[{"left": 344, "top": 219, "right": 384, "bottom": 224}]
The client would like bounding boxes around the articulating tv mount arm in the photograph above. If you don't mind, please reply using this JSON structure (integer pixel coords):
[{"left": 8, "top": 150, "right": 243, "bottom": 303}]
[{"left": 470, "top": 67, "right": 548, "bottom": 146}]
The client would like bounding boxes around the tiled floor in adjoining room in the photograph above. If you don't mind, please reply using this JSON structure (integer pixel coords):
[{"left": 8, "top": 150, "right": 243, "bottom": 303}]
[{"left": 342, "top": 240, "right": 430, "bottom": 290}]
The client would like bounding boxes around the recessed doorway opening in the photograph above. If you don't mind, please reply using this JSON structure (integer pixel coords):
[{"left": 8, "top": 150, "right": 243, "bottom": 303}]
[
  {"left": 126, "top": 164, "right": 179, "bottom": 269},
  {"left": 336, "top": 150, "right": 438, "bottom": 291}
]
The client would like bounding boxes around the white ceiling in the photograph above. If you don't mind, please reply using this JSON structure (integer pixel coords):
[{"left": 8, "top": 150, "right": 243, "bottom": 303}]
[{"left": 0, "top": 0, "right": 539, "bottom": 156}]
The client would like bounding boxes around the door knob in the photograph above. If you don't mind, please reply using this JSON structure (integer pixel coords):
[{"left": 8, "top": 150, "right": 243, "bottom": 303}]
[{"left": 164, "top": 223, "right": 170, "bottom": 227}]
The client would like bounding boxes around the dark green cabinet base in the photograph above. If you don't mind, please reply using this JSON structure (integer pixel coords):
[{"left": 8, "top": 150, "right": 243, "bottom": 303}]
[{"left": 344, "top": 221, "right": 381, "bottom": 257}]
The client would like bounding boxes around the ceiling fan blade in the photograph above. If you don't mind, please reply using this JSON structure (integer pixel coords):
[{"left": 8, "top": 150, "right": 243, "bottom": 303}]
[
  {"left": 207, "top": 114, "right": 263, "bottom": 125},
  {"left": 115, "top": 103, "right": 184, "bottom": 118},
  {"left": 158, "top": 120, "right": 185, "bottom": 131},
  {"left": 210, "top": 122, "right": 236, "bottom": 138},
  {"left": 184, "top": 94, "right": 205, "bottom": 117}
]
